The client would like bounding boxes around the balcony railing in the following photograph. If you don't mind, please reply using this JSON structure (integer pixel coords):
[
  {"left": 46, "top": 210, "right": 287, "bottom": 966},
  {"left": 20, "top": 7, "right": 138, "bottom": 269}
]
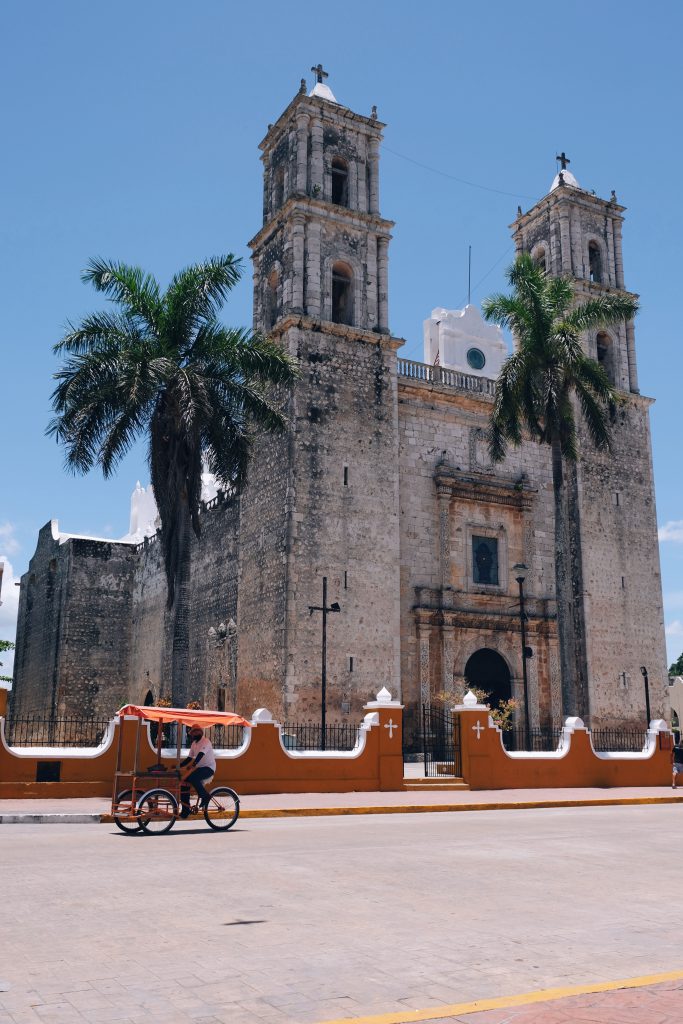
[{"left": 397, "top": 358, "right": 496, "bottom": 396}]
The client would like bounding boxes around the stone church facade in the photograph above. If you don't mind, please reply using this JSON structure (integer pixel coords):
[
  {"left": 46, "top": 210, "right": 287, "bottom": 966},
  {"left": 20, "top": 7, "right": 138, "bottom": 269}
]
[{"left": 11, "top": 74, "right": 668, "bottom": 736}]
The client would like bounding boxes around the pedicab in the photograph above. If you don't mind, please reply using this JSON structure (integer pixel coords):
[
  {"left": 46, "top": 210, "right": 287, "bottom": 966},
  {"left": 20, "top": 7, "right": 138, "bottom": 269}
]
[{"left": 111, "top": 703, "right": 251, "bottom": 835}]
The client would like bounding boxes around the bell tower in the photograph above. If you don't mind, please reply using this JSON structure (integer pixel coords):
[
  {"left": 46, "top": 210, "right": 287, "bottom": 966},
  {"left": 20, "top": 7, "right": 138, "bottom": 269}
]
[
  {"left": 509, "top": 158, "right": 667, "bottom": 726},
  {"left": 250, "top": 64, "right": 391, "bottom": 336},
  {"left": 238, "top": 70, "right": 403, "bottom": 719}
]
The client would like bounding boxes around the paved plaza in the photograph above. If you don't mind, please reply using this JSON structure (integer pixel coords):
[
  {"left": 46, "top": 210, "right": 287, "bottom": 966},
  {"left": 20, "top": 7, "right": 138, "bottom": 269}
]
[{"left": 0, "top": 804, "right": 681, "bottom": 1023}]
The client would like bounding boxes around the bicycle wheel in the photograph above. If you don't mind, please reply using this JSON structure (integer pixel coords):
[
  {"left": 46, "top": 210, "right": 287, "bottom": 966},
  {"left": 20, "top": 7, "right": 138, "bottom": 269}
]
[
  {"left": 137, "top": 788, "right": 177, "bottom": 835},
  {"left": 113, "top": 790, "right": 141, "bottom": 834},
  {"left": 204, "top": 786, "right": 240, "bottom": 831}
]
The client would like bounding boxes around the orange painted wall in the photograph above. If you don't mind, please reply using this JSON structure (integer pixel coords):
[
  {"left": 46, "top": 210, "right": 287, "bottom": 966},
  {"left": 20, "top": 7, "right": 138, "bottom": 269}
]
[
  {"left": 457, "top": 707, "right": 672, "bottom": 789},
  {"left": 0, "top": 703, "right": 404, "bottom": 799}
]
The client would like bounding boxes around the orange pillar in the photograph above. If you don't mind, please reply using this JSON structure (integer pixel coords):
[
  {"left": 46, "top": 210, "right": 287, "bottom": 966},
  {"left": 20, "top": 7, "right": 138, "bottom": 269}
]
[{"left": 364, "top": 687, "right": 404, "bottom": 791}]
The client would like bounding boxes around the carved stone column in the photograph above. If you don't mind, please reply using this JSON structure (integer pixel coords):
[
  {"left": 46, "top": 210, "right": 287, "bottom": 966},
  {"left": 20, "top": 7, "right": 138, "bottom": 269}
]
[
  {"left": 291, "top": 214, "right": 305, "bottom": 313},
  {"left": 377, "top": 236, "right": 389, "bottom": 333},
  {"left": 357, "top": 134, "right": 368, "bottom": 212},
  {"left": 441, "top": 621, "right": 456, "bottom": 695},
  {"left": 295, "top": 112, "right": 309, "bottom": 193},
  {"left": 437, "top": 488, "right": 451, "bottom": 591},
  {"left": 366, "top": 234, "right": 378, "bottom": 329},
  {"left": 368, "top": 136, "right": 380, "bottom": 214},
  {"left": 613, "top": 219, "right": 625, "bottom": 288},
  {"left": 310, "top": 117, "right": 324, "bottom": 195},
  {"left": 417, "top": 619, "right": 431, "bottom": 705},
  {"left": 626, "top": 320, "right": 639, "bottom": 393},
  {"left": 305, "top": 219, "right": 322, "bottom": 318},
  {"left": 559, "top": 210, "right": 572, "bottom": 273}
]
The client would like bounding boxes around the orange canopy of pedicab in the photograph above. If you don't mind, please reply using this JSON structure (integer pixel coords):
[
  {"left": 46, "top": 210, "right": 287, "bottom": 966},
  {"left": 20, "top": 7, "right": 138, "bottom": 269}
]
[{"left": 117, "top": 705, "right": 252, "bottom": 728}]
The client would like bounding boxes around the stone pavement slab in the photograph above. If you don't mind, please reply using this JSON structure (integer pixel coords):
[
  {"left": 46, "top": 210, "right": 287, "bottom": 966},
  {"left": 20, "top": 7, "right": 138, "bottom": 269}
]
[{"left": 1, "top": 805, "right": 682, "bottom": 1022}]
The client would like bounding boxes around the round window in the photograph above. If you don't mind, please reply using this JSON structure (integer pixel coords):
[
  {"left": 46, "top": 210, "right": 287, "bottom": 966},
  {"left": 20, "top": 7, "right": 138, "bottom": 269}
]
[{"left": 467, "top": 347, "right": 486, "bottom": 370}]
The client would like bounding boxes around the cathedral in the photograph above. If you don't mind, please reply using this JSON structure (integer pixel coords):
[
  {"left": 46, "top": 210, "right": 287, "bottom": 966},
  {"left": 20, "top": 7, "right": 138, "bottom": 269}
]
[{"left": 11, "top": 70, "right": 669, "bottom": 738}]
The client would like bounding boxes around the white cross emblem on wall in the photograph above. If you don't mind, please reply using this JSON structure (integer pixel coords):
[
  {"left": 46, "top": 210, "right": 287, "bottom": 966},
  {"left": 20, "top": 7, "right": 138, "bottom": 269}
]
[
  {"left": 384, "top": 719, "right": 397, "bottom": 740},
  {"left": 472, "top": 720, "right": 484, "bottom": 740}
]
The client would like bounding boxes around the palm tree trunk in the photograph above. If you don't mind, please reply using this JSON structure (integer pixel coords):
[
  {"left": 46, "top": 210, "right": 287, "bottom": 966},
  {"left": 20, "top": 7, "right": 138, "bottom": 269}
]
[
  {"left": 551, "top": 434, "right": 578, "bottom": 718},
  {"left": 566, "top": 459, "right": 591, "bottom": 721},
  {"left": 169, "top": 497, "right": 192, "bottom": 708}
]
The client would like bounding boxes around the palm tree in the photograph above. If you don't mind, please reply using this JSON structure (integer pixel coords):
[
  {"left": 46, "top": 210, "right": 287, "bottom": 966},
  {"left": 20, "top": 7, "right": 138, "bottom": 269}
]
[
  {"left": 482, "top": 253, "right": 638, "bottom": 719},
  {"left": 48, "top": 255, "right": 298, "bottom": 703}
]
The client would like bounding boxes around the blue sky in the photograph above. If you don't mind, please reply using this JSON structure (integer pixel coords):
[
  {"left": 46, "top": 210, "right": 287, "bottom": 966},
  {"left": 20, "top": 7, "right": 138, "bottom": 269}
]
[{"left": 1, "top": 0, "right": 682, "bottom": 675}]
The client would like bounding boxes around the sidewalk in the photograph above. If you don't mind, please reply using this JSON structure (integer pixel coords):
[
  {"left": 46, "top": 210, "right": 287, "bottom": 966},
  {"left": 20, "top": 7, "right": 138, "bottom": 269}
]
[{"left": 1, "top": 785, "right": 681, "bottom": 822}]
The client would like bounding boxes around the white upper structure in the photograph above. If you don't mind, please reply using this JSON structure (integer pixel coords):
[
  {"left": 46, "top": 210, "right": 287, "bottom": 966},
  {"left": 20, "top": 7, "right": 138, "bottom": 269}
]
[
  {"left": 120, "top": 470, "right": 221, "bottom": 544},
  {"left": 550, "top": 168, "right": 580, "bottom": 191},
  {"left": 423, "top": 304, "right": 508, "bottom": 378}
]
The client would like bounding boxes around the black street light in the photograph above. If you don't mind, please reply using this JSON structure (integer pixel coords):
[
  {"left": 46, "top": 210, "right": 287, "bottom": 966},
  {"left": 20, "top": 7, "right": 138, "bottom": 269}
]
[
  {"left": 512, "top": 563, "right": 532, "bottom": 748},
  {"left": 640, "top": 665, "right": 651, "bottom": 730},
  {"left": 309, "top": 576, "right": 341, "bottom": 750}
]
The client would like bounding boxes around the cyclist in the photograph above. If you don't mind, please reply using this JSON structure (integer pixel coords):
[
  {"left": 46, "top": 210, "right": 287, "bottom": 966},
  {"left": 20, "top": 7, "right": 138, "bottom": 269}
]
[{"left": 179, "top": 725, "right": 216, "bottom": 817}]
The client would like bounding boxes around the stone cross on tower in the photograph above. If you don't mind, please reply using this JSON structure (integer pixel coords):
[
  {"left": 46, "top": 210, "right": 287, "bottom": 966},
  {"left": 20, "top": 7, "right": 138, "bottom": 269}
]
[
  {"left": 311, "top": 63, "right": 329, "bottom": 85},
  {"left": 556, "top": 151, "right": 571, "bottom": 170}
]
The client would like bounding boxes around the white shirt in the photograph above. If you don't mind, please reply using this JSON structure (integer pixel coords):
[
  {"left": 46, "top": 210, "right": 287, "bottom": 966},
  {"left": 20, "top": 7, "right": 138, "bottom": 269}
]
[{"left": 189, "top": 736, "right": 216, "bottom": 774}]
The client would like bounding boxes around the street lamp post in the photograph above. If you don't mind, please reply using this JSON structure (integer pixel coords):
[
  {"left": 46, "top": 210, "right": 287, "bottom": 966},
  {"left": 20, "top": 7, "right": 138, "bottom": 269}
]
[
  {"left": 640, "top": 666, "right": 651, "bottom": 730},
  {"left": 512, "top": 563, "right": 532, "bottom": 748},
  {"left": 309, "top": 576, "right": 341, "bottom": 751}
]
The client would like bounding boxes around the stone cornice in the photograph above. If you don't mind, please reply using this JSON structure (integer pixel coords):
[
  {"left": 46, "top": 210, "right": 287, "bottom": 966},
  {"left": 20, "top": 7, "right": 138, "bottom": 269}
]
[
  {"left": 249, "top": 195, "right": 394, "bottom": 251},
  {"left": 269, "top": 314, "right": 405, "bottom": 352},
  {"left": 412, "top": 602, "right": 556, "bottom": 633},
  {"left": 397, "top": 378, "right": 495, "bottom": 411},
  {"left": 511, "top": 185, "right": 626, "bottom": 231},
  {"left": 434, "top": 465, "right": 535, "bottom": 509},
  {"left": 258, "top": 91, "right": 385, "bottom": 154}
]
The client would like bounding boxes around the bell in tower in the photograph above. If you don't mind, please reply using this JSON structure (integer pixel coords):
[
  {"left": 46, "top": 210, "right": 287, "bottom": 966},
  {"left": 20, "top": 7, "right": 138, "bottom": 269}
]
[{"left": 250, "top": 66, "right": 393, "bottom": 335}]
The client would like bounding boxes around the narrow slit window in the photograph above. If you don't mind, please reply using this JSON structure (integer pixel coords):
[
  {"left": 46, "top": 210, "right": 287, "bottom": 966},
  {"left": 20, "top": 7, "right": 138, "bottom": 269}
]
[
  {"left": 343, "top": 466, "right": 349, "bottom": 486},
  {"left": 349, "top": 656, "right": 354, "bottom": 672},
  {"left": 344, "top": 570, "right": 348, "bottom": 589}
]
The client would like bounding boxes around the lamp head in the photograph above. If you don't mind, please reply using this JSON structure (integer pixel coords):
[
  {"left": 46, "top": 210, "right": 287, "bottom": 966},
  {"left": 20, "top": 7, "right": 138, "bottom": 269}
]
[
  {"left": 640, "top": 665, "right": 648, "bottom": 677},
  {"left": 512, "top": 562, "right": 528, "bottom": 584},
  {"left": 330, "top": 602, "right": 341, "bottom": 613}
]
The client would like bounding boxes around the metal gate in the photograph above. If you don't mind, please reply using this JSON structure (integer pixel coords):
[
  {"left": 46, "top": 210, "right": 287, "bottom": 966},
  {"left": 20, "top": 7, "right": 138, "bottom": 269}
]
[{"left": 422, "top": 705, "right": 461, "bottom": 777}]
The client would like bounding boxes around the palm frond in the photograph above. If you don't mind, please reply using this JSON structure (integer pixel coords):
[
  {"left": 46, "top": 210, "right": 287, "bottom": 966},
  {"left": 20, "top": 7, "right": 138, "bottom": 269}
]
[
  {"left": 572, "top": 377, "right": 613, "bottom": 451},
  {"left": 164, "top": 256, "right": 243, "bottom": 346},
  {"left": 82, "top": 258, "right": 162, "bottom": 332},
  {"left": 563, "top": 294, "right": 639, "bottom": 334},
  {"left": 54, "top": 311, "right": 147, "bottom": 355}
]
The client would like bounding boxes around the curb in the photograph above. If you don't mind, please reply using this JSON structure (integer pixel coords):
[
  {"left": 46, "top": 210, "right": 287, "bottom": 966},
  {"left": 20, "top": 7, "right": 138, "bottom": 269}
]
[
  {"left": 1, "top": 794, "right": 681, "bottom": 824},
  {"left": 0, "top": 813, "right": 101, "bottom": 824}
]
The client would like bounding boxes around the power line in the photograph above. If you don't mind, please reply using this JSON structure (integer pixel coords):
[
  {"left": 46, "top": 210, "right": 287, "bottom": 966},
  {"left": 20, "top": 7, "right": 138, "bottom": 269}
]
[{"left": 382, "top": 145, "right": 536, "bottom": 201}]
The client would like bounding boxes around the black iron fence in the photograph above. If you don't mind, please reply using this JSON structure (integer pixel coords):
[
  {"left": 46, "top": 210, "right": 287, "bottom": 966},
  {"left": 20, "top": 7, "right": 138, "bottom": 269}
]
[
  {"left": 5, "top": 715, "right": 111, "bottom": 748},
  {"left": 502, "top": 727, "right": 563, "bottom": 752},
  {"left": 281, "top": 722, "right": 359, "bottom": 751},
  {"left": 502, "top": 725, "right": 647, "bottom": 753},
  {"left": 591, "top": 728, "right": 647, "bottom": 753},
  {"left": 151, "top": 722, "right": 247, "bottom": 750}
]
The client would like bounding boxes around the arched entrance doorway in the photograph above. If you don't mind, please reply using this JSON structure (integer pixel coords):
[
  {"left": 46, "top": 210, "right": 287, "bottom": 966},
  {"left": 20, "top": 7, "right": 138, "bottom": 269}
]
[{"left": 464, "top": 649, "right": 511, "bottom": 708}]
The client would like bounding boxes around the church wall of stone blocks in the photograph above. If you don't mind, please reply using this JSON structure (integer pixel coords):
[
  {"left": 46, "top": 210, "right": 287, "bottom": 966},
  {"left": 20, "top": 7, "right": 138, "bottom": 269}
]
[{"left": 11, "top": 74, "right": 669, "bottom": 734}]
